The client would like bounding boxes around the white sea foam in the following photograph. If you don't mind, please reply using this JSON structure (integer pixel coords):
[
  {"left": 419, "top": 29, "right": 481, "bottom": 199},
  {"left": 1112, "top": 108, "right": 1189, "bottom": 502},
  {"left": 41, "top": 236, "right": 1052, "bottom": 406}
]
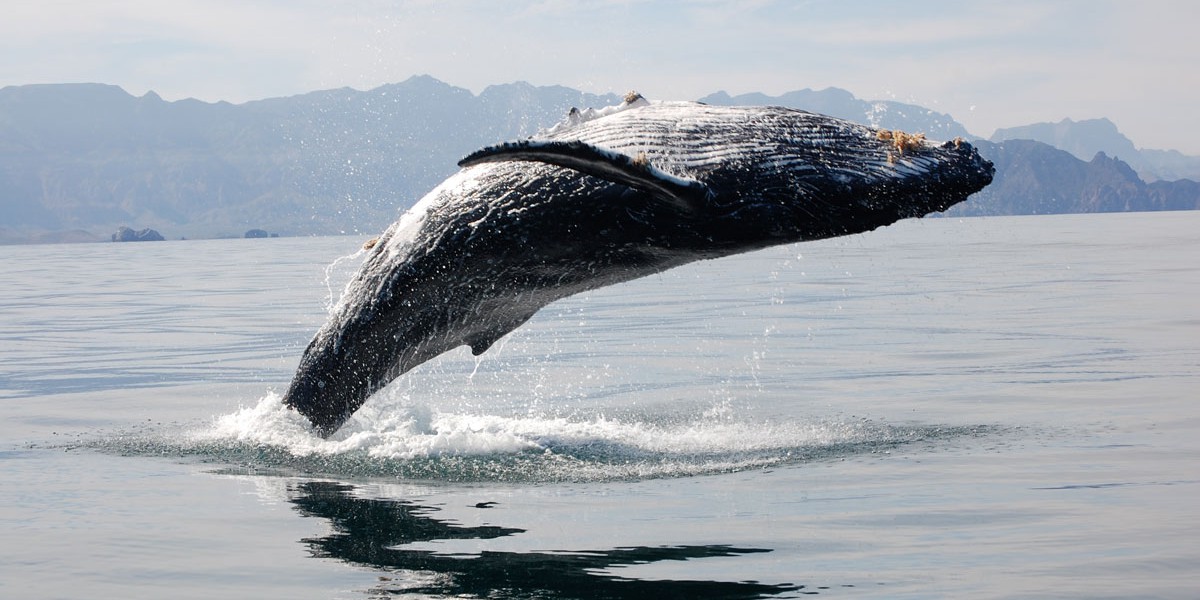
[{"left": 171, "top": 392, "right": 946, "bottom": 482}]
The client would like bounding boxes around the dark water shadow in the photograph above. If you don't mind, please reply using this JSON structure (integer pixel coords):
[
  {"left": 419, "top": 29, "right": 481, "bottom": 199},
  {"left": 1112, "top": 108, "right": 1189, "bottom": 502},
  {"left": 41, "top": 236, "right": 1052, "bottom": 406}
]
[{"left": 290, "top": 481, "right": 806, "bottom": 598}]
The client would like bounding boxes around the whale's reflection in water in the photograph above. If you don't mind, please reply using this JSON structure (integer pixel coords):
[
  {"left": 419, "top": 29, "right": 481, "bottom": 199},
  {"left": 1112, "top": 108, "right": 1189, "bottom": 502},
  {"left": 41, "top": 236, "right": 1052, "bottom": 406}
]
[{"left": 290, "top": 481, "right": 805, "bottom": 598}]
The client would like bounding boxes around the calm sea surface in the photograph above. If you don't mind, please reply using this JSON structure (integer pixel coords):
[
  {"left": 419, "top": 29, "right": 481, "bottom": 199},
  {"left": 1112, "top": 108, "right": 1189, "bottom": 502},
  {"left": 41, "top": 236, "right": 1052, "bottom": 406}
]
[{"left": 1, "top": 212, "right": 1197, "bottom": 599}]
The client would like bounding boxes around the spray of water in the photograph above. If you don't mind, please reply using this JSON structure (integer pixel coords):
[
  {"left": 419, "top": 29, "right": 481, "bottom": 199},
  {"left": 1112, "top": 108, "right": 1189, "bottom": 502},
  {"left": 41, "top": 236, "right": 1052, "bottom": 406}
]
[
  {"left": 321, "top": 245, "right": 368, "bottom": 313},
  {"left": 76, "top": 391, "right": 989, "bottom": 483}
]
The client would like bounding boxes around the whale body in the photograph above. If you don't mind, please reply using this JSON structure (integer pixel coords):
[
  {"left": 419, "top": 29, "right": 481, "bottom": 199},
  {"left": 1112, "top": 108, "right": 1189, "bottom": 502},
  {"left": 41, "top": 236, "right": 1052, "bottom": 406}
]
[{"left": 283, "top": 97, "right": 994, "bottom": 436}]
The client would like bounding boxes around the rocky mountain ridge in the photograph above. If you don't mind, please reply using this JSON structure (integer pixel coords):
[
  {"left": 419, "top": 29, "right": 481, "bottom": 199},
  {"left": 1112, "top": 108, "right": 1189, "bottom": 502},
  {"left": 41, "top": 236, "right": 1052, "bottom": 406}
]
[
  {"left": 1, "top": 76, "right": 1196, "bottom": 244},
  {"left": 990, "top": 117, "right": 1200, "bottom": 182}
]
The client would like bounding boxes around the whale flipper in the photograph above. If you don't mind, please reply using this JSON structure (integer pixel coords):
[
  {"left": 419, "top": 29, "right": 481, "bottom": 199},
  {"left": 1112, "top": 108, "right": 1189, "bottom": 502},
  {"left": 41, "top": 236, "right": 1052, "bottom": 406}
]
[
  {"left": 460, "top": 140, "right": 710, "bottom": 211},
  {"left": 464, "top": 316, "right": 534, "bottom": 356}
]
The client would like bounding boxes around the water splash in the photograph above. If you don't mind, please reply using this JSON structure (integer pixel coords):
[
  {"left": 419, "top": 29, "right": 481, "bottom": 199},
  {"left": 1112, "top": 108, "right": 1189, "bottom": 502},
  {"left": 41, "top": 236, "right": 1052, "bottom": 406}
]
[
  {"left": 322, "top": 245, "right": 368, "bottom": 313},
  {"left": 80, "top": 393, "right": 990, "bottom": 483}
]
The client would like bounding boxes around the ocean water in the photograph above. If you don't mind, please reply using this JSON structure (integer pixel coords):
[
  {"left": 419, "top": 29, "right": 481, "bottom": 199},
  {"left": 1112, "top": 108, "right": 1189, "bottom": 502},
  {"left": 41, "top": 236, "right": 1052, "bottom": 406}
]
[{"left": 1, "top": 211, "right": 1197, "bottom": 599}]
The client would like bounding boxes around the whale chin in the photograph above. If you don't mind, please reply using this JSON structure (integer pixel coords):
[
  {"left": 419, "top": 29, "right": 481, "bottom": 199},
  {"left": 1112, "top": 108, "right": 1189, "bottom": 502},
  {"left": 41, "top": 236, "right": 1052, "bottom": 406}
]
[{"left": 283, "top": 100, "right": 994, "bottom": 436}]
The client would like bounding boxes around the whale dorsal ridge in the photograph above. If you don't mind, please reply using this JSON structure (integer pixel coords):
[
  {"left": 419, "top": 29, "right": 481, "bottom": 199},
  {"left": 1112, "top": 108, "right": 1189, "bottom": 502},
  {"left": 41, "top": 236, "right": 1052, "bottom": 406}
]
[{"left": 458, "top": 140, "right": 710, "bottom": 212}]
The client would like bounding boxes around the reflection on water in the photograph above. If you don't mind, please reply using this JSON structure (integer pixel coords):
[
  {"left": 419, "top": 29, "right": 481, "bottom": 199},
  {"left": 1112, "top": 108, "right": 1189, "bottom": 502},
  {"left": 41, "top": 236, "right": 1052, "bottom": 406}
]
[{"left": 290, "top": 481, "right": 804, "bottom": 598}]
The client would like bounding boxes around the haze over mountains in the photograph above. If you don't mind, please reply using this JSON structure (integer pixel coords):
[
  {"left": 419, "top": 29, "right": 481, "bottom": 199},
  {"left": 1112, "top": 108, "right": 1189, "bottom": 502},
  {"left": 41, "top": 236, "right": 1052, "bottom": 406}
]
[
  {"left": 990, "top": 117, "right": 1200, "bottom": 182},
  {"left": 1, "top": 75, "right": 1197, "bottom": 244}
]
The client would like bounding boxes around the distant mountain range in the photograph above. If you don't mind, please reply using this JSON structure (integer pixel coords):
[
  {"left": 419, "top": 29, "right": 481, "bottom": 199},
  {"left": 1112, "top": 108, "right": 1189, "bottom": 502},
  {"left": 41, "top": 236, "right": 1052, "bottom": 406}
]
[
  {"left": 990, "top": 117, "right": 1200, "bottom": 182},
  {"left": 1, "top": 76, "right": 1197, "bottom": 244},
  {"left": 0, "top": 76, "right": 620, "bottom": 244},
  {"left": 949, "top": 140, "right": 1199, "bottom": 216}
]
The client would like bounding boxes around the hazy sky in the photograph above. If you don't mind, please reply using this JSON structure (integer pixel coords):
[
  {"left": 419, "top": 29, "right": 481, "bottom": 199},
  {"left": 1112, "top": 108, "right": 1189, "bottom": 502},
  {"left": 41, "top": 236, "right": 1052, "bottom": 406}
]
[{"left": 4, "top": 1, "right": 1198, "bottom": 153}]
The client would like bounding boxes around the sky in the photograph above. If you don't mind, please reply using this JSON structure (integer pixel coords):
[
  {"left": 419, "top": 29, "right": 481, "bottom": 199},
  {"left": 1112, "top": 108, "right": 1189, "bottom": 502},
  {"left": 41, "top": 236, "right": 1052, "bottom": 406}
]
[{"left": 3, "top": 0, "right": 1198, "bottom": 154}]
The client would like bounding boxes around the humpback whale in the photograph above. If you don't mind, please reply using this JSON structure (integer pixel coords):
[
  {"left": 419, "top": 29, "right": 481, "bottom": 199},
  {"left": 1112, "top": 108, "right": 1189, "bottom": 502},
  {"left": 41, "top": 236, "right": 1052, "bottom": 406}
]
[{"left": 284, "top": 95, "right": 994, "bottom": 436}]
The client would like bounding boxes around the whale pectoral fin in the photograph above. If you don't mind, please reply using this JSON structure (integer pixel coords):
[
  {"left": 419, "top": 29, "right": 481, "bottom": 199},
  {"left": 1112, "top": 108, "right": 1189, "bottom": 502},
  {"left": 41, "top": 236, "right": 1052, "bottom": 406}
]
[
  {"left": 467, "top": 332, "right": 502, "bottom": 356},
  {"left": 459, "top": 140, "right": 710, "bottom": 212},
  {"left": 464, "top": 309, "right": 540, "bottom": 356}
]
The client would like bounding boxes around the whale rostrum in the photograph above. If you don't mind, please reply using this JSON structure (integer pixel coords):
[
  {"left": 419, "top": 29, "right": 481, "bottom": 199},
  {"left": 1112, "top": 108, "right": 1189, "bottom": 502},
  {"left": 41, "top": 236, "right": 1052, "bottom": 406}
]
[{"left": 283, "top": 97, "right": 994, "bottom": 436}]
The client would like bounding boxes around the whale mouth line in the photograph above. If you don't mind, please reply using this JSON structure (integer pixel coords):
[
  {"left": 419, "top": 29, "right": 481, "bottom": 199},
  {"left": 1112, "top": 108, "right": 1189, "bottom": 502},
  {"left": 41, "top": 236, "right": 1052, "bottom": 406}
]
[{"left": 69, "top": 393, "right": 999, "bottom": 483}]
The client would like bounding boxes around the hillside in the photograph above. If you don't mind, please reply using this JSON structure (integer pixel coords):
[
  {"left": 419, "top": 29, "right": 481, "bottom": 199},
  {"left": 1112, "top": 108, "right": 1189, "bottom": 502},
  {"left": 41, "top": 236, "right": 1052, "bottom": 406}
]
[
  {"left": 1, "top": 77, "right": 1197, "bottom": 244},
  {"left": 951, "top": 140, "right": 1199, "bottom": 216},
  {"left": 0, "top": 77, "right": 619, "bottom": 243},
  {"left": 990, "top": 117, "right": 1200, "bottom": 182}
]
